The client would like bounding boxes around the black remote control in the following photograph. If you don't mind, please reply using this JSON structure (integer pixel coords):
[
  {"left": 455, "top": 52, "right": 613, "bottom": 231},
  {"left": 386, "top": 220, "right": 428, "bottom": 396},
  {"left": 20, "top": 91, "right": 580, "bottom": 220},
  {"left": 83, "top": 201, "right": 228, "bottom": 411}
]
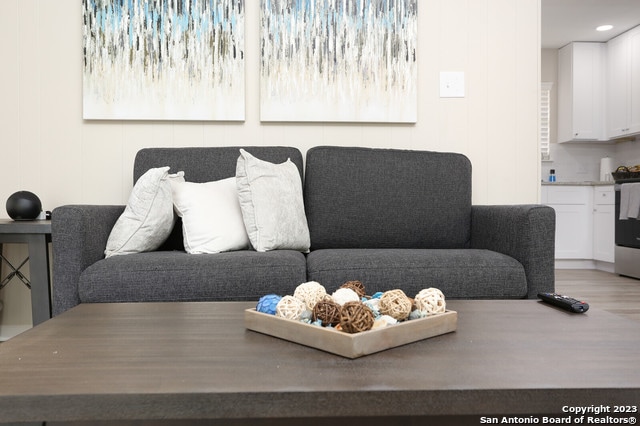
[{"left": 538, "top": 292, "right": 589, "bottom": 313}]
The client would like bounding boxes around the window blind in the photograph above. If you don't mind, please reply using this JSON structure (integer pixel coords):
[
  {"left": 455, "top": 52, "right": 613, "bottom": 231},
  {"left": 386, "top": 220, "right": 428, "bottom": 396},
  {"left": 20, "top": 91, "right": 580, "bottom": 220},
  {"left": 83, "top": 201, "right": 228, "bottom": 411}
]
[{"left": 540, "top": 82, "right": 552, "bottom": 160}]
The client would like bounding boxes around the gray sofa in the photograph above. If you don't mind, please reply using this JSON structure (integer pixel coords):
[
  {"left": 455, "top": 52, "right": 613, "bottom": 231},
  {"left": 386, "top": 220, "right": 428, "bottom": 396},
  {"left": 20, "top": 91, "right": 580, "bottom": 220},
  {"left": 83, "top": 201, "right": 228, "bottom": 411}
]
[{"left": 51, "top": 146, "right": 555, "bottom": 316}]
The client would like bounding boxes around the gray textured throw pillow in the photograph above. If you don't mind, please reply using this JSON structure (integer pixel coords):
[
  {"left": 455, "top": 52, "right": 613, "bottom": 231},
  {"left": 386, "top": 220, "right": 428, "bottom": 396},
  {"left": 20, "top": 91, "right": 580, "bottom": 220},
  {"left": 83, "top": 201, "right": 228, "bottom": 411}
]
[
  {"left": 236, "top": 149, "right": 310, "bottom": 252},
  {"left": 105, "top": 167, "right": 184, "bottom": 258}
]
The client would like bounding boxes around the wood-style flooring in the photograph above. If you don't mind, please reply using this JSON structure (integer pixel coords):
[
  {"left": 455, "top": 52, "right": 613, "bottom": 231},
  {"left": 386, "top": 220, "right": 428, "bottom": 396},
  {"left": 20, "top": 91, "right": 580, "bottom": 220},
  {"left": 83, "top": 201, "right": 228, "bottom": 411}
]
[{"left": 555, "top": 269, "right": 640, "bottom": 322}]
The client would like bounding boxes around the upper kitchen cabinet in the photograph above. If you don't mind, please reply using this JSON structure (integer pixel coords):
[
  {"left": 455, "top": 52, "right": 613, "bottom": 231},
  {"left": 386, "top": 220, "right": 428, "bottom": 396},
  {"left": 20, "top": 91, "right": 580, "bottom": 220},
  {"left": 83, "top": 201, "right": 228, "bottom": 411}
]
[
  {"left": 607, "top": 25, "right": 640, "bottom": 139},
  {"left": 557, "top": 42, "right": 607, "bottom": 143}
]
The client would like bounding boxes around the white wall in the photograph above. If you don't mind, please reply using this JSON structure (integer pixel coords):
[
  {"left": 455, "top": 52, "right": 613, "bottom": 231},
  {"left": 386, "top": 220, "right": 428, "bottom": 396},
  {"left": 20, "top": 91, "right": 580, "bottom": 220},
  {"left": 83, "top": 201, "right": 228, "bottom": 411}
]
[{"left": 0, "top": 0, "right": 541, "bottom": 331}]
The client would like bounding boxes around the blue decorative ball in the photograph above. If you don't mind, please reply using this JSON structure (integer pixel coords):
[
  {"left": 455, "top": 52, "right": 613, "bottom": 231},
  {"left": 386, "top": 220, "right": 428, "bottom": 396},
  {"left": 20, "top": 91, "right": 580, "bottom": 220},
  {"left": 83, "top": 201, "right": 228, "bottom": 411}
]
[{"left": 256, "top": 294, "right": 282, "bottom": 315}]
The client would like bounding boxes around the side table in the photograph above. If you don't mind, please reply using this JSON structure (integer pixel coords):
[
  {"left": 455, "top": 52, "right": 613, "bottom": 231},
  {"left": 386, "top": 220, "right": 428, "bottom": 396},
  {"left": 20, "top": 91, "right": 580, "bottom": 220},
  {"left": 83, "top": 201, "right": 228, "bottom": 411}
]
[{"left": 0, "top": 219, "right": 52, "bottom": 326}]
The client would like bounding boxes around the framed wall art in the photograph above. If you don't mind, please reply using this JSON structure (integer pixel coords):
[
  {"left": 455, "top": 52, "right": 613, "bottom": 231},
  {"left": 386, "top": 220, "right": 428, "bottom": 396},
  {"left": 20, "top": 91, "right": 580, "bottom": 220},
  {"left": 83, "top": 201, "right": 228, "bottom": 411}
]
[
  {"left": 83, "top": 0, "right": 245, "bottom": 121},
  {"left": 260, "top": 0, "right": 417, "bottom": 123}
]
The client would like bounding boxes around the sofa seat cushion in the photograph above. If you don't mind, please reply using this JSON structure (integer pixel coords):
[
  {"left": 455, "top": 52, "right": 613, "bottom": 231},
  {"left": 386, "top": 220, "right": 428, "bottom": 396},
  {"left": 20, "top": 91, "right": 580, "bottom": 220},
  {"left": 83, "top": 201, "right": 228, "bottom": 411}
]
[
  {"left": 79, "top": 250, "right": 306, "bottom": 304},
  {"left": 306, "top": 249, "right": 527, "bottom": 299}
]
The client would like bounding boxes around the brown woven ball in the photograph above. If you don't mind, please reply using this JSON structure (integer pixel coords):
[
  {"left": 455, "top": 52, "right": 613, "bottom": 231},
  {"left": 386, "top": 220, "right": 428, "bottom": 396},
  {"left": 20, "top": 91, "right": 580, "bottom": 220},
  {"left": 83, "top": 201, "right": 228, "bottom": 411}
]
[
  {"left": 312, "top": 299, "right": 342, "bottom": 326},
  {"left": 340, "top": 280, "right": 366, "bottom": 298},
  {"left": 379, "top": 289, "right": 412, "bottom": 321},
  {"left": 339, "top": 301, "right": 375, "bottom": 333}
]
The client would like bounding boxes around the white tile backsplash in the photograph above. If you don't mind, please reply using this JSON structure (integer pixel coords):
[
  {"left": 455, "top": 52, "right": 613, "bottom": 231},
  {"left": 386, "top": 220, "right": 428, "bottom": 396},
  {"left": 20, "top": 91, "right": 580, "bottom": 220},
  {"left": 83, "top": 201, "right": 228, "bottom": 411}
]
[
  {"left": 616, "top": 138, "right": 640, "bottom": 168},
  {"left": 542, "top": 138, "right": 640, "bottom": 182}
]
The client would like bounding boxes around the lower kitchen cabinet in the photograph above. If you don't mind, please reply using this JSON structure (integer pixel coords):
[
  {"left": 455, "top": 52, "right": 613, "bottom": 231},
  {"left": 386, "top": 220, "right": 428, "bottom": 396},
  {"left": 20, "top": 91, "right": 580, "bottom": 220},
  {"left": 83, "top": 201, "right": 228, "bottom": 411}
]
[
  {"left": 541, "top": 186, "right": 593, "bottom": 259},
  {"left": 592, "top": 186, "right": 615, "bottom": 262},
  {"left": 541, "top": 185, "right": 615, "bottom": 262}
]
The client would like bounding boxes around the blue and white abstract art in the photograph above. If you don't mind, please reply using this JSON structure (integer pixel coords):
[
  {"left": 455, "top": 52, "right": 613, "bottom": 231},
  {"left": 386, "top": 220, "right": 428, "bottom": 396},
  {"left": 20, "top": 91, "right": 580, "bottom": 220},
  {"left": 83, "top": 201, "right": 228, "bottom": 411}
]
[
  {"left": 260, "top": 0, "right": 417, "bottom": 123},
  {"left": 83, "top": 0, "right": 245, "bottom": 121}
]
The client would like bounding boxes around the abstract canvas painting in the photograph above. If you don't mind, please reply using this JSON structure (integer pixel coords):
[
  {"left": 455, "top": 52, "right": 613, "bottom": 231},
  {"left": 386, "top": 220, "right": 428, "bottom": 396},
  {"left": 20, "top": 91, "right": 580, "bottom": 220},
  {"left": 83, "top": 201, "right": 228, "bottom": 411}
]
[
  {"left": 260, "top": 0, "right": 417, "bottom": 123},
  {"left": 83, "top": 0, "right": 245, "bottom": 121}
]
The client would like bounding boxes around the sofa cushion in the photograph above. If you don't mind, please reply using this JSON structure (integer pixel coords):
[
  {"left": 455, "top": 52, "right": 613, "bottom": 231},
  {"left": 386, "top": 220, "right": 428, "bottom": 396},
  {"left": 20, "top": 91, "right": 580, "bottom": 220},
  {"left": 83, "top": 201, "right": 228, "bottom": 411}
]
[
  {"left": 304, "top": 146, "right": 472, "bottom": 250},
  {"left": 306, "top": 249, "right": 528, "bottom": 299},
  {"left": 79, "top": 250, "right": 307, "bottom": 303},
  {"left": 134, "top": 146, "right": 304, "bottom": 183},
  {"left": 171, "top": 177, "right": 250, "bottom": 254},
  {"left": 236, "top": 149, "right": 310, "bottom": 252}
]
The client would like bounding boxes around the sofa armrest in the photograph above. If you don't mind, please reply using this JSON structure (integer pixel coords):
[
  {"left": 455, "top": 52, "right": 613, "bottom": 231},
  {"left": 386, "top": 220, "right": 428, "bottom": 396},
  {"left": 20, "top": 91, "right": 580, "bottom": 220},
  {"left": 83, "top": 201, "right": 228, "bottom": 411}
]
[
  {"left": 471, "top": 205, "right": 556, "bottom": 299},
  {"left": 51, "top": 205, "right": 124, "bottom": 316}
]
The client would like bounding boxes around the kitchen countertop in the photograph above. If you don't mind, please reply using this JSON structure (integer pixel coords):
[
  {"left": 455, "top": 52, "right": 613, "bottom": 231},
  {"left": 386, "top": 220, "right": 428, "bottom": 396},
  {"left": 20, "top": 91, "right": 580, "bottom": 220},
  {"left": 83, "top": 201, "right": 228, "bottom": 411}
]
[{"left": 541, "top": 181, "right": 614, "bottom": 186}]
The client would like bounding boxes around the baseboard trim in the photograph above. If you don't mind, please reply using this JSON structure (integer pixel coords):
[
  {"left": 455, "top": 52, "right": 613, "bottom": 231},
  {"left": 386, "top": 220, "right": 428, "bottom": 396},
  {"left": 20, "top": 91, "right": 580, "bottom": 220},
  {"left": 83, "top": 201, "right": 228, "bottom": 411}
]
[
  {"left": 0, "top": 324, "right": 31, "bottom": 341},
  {"left": 555, "top": 259, "right": 614, "bottom": 273}
]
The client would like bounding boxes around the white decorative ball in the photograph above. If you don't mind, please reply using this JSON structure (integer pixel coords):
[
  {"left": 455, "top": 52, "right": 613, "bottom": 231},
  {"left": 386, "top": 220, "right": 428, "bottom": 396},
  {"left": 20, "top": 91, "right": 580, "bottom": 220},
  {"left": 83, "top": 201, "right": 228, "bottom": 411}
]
[
  {"left": 275, "top": 295, "right": 306, "bottom": 320},
  {"left": 415, "top": 288, "right": 446, "bottom": 315},
  {"left": 293, "top": 281, "right": 327, "bottom": 311},
  {"left": 331, "top": 287, "right": 360, "bottom": 306}
]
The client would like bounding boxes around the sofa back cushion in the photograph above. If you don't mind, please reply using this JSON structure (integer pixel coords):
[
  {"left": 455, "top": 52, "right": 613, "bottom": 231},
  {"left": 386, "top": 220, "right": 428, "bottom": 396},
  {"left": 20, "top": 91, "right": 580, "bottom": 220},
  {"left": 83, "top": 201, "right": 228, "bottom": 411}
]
[
  {"left": 304, "top": 146, "right": 472, "bottom": 249},
  {"left": 133, "top": 146, "right": 304, "bottom": 251},
  {"left": 134, "top": 146, "right": 304, "bottom": 183}
]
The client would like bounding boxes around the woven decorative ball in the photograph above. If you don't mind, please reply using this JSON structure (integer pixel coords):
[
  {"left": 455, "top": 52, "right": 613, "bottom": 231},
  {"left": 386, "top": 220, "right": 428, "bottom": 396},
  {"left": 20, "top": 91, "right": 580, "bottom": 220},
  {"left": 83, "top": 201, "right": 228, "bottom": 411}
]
[
  {"left": 293, "top": 281, "right": 327, "bottom": 311},
  {"left": 339, "top": 301, "right": 375, "bottom": 333},
  {"left": 275, "top": 295, "right": 306, "bottom": 321},
  {"left": 415, "top": 288, "right": 446, "bottom": 315},
  {"left": 312, "top": 299, "right": 342, "bottom": 326},
  {"left": 409, "top": 297, "right": 417, "bottom": 311},
  {"left": 340, "top": 280, "right": 366, "bottom": 298},
  {"left": 256, "top": 294, "right": 282, "bottom": 315},
  {"left": 379, "top": 289, "right": 412, "bottom": 321},
  {"left": 331, "top": 287, "right": 360, "bottom": 306}
]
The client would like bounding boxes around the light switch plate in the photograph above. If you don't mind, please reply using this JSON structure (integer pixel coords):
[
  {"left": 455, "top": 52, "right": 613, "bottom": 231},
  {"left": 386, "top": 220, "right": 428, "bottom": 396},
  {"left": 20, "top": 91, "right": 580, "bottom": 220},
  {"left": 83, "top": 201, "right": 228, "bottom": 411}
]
[{"left": 439, "top": 71, "right": 465, "bottom": 98}]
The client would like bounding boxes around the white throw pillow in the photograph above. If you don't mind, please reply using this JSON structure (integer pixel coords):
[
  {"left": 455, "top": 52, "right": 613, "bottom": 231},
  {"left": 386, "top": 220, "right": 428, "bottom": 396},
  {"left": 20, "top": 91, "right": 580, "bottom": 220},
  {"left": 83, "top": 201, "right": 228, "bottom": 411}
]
[
  {"left": 236, "top": 149, "right": 310, "bottom": 252},
  {"left": 105, "top": 167, "right": 185, "bottom": 258},
  {"left": 171, "top": 177, "right": 250, "bottom": 254}
]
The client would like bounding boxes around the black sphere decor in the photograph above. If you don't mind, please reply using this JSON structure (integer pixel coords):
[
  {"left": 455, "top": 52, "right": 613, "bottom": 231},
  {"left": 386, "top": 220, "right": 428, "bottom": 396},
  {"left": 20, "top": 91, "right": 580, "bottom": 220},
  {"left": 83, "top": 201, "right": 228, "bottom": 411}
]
[{"left": 6, "top": 191, "right": 42, "bottom": 220}]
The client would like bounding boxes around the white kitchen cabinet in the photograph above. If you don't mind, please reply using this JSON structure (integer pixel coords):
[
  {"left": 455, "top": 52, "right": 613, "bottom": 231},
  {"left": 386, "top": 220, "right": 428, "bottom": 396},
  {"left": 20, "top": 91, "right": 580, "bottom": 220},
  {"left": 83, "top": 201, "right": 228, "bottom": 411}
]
[
  {"left": 541, "top": 186, "right": 593, "bottom": 259},
  {"left": 592, "top": 186, "right": 615, "bottom": 263},
  {"left": 606, "top": 25, "right": 640, "bottom": 139},
  {"left": 557, "top": 42, "right": 606, "bottom": 143}
]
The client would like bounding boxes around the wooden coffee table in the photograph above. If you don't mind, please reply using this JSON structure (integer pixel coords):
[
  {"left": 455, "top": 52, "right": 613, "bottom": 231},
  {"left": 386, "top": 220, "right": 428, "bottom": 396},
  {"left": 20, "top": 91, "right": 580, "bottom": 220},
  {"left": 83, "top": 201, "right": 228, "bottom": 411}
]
[{"left": 0, "top": 300, "right": 638, "bottom": 425}]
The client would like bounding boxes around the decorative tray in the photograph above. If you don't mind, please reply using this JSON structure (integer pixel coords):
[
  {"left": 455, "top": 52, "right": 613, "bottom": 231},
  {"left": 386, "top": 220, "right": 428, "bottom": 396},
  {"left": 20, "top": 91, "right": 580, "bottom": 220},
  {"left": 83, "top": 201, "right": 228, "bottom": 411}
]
[{"left": 244, "top": 308, "right": 457, "bottom": 359}]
